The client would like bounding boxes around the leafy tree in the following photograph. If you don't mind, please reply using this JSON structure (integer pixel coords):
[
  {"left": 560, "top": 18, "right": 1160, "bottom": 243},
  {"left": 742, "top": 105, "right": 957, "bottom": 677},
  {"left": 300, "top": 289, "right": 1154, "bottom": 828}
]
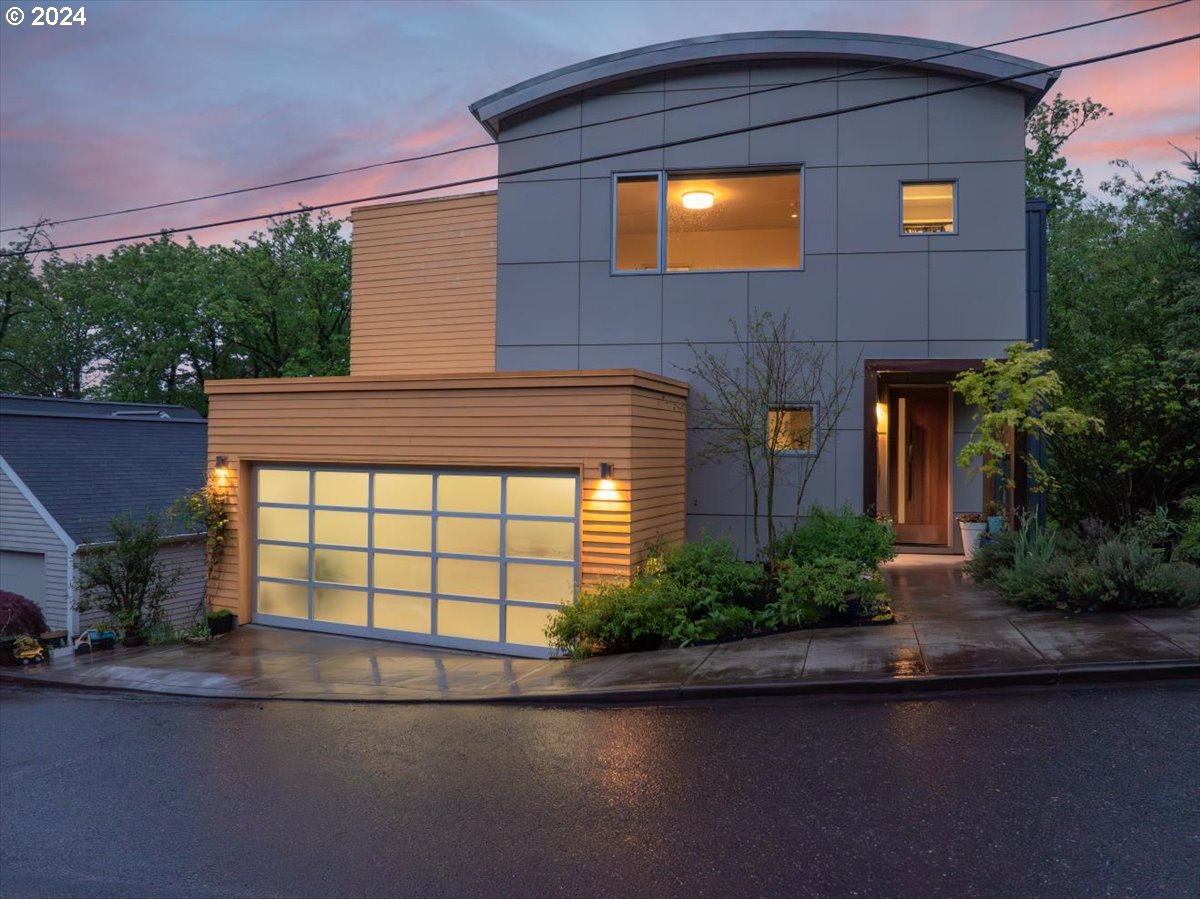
[
  {"left": 684, "top": 310, "right": 859, "bottom": 560},
  {"left": 219, "top": 211, "right": 351, "bottom": 380},
  {"left": 75, "top": 513, "right": 181, "bottom": 637},
  {"left": 951, "top": 341, "right": 1099, "bottom": 493},
  {"left": 1044, "top": 154, "right": 1200, "bottom": 524},
  {"left": 1025, "top": 93, "right": 1111, "bottom": 209}
]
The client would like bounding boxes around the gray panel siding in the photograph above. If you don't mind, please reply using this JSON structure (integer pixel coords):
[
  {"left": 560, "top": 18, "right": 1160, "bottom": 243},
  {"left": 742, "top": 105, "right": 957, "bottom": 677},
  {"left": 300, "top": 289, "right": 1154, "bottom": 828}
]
[
  {"left": 494, "top": 58, "right": 1028, "bottom": 555},
  {"left": 0, "top": 469, "right": 71, "bottom": 630}
]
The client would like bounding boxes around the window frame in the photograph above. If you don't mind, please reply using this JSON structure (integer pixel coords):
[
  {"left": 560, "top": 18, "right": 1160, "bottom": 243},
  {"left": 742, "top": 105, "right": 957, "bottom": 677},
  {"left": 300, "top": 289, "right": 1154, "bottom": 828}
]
[
  {"left": 899, "top": 178, "right": 959, "bottom": 237},
  {"left": 611, "top": 166, "right": 805, "bottom": 276},
  {"left": 767, "top": 402, "right": 820, "bottom": 457}
]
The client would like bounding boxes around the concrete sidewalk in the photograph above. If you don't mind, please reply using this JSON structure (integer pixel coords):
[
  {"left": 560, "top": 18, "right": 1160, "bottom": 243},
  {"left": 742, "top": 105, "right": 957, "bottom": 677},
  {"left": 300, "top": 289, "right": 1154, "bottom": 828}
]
[{"left": 3, "top": 556, "right": 1197, "bottom": 703}]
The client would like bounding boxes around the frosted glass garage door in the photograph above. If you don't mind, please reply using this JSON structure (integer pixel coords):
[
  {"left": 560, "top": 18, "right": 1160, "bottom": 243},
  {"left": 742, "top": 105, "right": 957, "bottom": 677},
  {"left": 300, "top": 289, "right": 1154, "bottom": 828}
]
[{"left": 253, "top": 467, "right": 578, "bottom": 656}]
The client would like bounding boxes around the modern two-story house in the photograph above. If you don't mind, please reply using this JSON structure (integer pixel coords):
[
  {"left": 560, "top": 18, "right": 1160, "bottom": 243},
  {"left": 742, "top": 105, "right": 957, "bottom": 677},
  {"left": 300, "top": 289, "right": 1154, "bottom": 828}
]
[{"left": 205, "top": 32, "right": 1056, "bottom": 656}]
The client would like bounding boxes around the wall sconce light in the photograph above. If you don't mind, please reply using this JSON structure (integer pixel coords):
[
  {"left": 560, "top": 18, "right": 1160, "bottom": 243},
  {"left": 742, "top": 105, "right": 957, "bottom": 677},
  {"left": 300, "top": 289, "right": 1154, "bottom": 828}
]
[
  {"left": 599, "top": 462, "right": 614, "bottom": 481},
  {"left": 212, "top": 455, "right": 231, "bottom": 489}
]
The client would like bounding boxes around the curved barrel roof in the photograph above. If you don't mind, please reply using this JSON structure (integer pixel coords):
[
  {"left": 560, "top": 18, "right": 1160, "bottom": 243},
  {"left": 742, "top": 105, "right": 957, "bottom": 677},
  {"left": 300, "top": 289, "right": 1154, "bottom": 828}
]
[{"left": 470, "top": 30, "right": 1058, "bottom": 137}]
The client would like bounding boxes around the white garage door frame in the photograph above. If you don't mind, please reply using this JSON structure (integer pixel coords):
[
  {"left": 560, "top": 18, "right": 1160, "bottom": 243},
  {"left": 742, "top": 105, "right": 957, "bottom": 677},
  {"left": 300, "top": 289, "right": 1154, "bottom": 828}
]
[{"left": 252, "top": 465, "right": 580, "bottom": 658}]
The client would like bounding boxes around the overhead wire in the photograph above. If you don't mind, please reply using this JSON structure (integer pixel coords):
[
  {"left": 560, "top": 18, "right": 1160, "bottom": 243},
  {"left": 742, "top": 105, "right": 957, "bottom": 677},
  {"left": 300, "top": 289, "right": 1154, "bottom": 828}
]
[{"left": 0, "top": 0, "right": 1191, "bottom": 236}]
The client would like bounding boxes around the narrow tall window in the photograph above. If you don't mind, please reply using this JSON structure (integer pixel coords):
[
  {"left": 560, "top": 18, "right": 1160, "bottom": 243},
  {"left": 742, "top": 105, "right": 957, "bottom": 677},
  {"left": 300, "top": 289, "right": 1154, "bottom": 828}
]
[
  {"left": 613, "top": 169, "right": 802, "bottom": 273},
  {"left": 768, "top": 405, "right": 815, "bottom": 454},
  {"left": 901, "top": 181, "right": 956, "bottom": 234},
  {"left": 614, "top": 174, "right": 660, "bottom": 271}
]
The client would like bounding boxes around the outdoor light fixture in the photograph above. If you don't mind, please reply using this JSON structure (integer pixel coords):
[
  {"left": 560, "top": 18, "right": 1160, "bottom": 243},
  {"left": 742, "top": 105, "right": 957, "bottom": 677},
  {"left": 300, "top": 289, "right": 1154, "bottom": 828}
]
[
  {"left": 599, "top": 462, "right": 614, "bottom": 481},
  {"left": 681, "top": 190, "right": 714, "bottom": 210},
  {"left": 212, "top": 455, "right": 231, "bottom": 489}
]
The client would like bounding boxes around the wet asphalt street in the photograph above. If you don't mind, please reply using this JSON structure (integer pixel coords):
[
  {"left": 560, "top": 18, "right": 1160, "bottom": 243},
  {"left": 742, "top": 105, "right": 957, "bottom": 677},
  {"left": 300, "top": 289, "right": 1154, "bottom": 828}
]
[{"left": 1, "top": 681, "right": 1197, "bottom": 898}]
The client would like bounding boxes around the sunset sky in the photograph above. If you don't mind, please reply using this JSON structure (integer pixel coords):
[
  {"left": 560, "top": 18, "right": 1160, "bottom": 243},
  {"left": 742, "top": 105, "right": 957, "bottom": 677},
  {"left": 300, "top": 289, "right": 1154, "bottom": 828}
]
[{"left": 1, "top": 0, "right": 1197, "bottom": 254}]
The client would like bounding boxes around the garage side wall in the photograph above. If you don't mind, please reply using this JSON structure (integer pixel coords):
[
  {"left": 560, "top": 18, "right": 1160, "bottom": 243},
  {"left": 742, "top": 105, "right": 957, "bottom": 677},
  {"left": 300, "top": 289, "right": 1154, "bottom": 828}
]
[
  {"left": 205, "top": 372, "right": 687, "bottom": 620},
  {"left": 0, "top": 467, "right": 72, "bottom": 630},
  {"left": 350, "top": 193, "right": 498, "bottom": 377}
]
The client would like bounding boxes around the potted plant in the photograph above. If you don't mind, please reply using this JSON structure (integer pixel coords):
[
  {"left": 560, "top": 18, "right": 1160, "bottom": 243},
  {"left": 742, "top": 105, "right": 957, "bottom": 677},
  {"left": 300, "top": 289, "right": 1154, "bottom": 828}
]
[
  {"left": 985, "top": 500, "right": 1006, "bottom": 534},
  {"left": 205, "top": 609, "right": 237, "bottom": 635},
  {"left": 957, "top": 513, "right": 988, "bottom": 558}
]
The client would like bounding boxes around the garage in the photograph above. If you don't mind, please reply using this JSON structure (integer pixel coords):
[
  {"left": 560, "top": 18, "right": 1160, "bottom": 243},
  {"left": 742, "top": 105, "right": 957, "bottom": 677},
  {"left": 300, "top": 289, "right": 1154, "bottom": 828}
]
[
  {"left": 253, "top": 466, "right": 578, "bottom": 656},
  {"left": 0, "top": 550, "right": 46, "bottom": 609}
]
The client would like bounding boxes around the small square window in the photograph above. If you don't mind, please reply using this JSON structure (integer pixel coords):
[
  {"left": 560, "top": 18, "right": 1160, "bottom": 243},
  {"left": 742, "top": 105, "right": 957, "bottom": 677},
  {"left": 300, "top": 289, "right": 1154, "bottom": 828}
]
[
  {"left": 902, "top": 181, "right": 956, "bottom": 234},
  {"left": 769, "top": 406, "right": 815, "bottom": 453}
]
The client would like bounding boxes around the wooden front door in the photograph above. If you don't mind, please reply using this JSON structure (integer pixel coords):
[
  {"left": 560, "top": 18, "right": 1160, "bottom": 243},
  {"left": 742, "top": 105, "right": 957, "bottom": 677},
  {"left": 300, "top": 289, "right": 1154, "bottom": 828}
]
[{"left": 889, "top": 387, "right": 950, "bottom": 545}]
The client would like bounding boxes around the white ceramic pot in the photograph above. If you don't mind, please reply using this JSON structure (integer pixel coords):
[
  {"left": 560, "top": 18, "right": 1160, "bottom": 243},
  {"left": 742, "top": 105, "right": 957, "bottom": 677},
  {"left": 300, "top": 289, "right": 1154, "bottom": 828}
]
[{"left": 958, "top": 521, "right": 988, "bottom": 558}]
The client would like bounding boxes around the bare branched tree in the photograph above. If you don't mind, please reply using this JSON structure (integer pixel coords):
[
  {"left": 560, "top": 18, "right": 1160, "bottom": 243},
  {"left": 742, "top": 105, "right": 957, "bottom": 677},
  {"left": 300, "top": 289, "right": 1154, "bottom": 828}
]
[{"left": 683, "top": 310, "right": 860, "bottom": 562}]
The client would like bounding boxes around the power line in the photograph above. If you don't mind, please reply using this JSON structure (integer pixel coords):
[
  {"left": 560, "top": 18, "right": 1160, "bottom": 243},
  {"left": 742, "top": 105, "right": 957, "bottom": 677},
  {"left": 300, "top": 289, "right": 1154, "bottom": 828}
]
[
  {"left": 3, "top": 31, "right": 1197, "bottom": 260},
  {"left": 1, "top": 0, "right": 1191, "bottom": 236}
]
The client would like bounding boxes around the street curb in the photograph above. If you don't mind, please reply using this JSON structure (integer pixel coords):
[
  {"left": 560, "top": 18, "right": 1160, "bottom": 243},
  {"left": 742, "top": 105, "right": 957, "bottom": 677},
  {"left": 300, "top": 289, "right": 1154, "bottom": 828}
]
[{"left": 2, "top": 659, "right": 1197, "bottom": 706}]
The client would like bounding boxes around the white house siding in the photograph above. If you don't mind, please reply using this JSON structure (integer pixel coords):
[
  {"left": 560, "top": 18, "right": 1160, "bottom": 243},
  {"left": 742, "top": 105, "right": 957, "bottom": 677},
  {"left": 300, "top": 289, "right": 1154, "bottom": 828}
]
[
  {"left": 0, "top": 467, "right": 72, "bottom": 630},
  {"left": 156, "top": 537, "right": 207, "bottom": 626},
  {"left": 74, "top": 536, "right": 207, "bottom": 631}
]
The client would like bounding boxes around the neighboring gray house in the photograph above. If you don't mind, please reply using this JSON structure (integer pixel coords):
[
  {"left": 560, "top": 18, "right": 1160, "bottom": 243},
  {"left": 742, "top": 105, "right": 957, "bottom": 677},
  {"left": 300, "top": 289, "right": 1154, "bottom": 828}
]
[
  {"left": 471, "top": 31, "right": 1057, "bottom": 554},
  {"left": 0, "top": 395, "right": 208, "bottom": 632}
]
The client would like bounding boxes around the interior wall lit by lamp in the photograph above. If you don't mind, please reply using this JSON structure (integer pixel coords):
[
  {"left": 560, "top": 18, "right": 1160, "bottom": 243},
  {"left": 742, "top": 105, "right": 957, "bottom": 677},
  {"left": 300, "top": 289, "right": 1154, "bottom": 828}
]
[{"left": 680, "top": 190, "right": 714, "bottom": 210}]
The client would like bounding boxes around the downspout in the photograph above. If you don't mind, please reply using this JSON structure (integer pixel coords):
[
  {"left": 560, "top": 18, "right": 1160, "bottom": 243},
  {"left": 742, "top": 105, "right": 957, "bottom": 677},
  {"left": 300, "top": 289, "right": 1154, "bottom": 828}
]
[{"left": 1025, "top": 198, "right": 1049, "bottom": 526}]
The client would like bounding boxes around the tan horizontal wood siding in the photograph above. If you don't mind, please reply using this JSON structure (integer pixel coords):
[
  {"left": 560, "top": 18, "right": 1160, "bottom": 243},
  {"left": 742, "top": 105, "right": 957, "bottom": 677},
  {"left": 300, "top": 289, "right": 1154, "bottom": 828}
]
[
  {"left": 350, "top": 192, "right": 497, "bottom": 377},
  {"left": 205, "top": 370, "right": 687, "bottom": 620}
]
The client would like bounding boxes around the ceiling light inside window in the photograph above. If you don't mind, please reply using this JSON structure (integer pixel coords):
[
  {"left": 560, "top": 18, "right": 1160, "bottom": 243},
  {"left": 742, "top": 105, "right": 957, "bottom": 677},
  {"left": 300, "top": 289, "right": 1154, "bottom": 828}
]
[{"left": 681, "top": 191, "right": 714, "bottom": 210}]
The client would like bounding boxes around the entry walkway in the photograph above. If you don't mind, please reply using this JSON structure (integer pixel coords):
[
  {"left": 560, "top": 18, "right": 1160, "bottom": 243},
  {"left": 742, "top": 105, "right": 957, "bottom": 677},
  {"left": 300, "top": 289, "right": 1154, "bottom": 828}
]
[{"left": 3, "top": 556, "right": 1196, "bottom": 702}]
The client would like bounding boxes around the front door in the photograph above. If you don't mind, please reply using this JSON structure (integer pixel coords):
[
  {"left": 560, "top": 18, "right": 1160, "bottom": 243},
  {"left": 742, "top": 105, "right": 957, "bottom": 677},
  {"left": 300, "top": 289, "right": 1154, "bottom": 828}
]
[{"left": 889, "top": 387, "right": 950, "bottom": 545}]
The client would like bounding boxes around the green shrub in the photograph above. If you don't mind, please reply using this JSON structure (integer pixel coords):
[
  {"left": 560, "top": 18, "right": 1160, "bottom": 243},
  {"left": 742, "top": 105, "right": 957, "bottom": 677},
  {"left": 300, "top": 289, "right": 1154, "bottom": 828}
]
[
  {"left": 965, "top": 529, "right": 1020, "bottom": 583},
  {"left": 547, "top": 537, "right": 768, "bottom": 657},
  {"left": 546, "top": 577, "right": 687, "bottom": 658},
  {"left": 761, "top": 556, "right": 863, "bottom": 628},
  {"left": 1174, "top": 497, "right": 1200, "bottom": 565},
  {"left": 648, "top": 536, "right": 768, "bottom": 611},
  {"left": 1089, "top": 535, "right": 1163, "bottom": 609},
  {"left": 772, "top": 505, "right": 896, "bottom": 569},
  {"left": 1146, "top": 561, "right": 1200, "bottom": 607}
]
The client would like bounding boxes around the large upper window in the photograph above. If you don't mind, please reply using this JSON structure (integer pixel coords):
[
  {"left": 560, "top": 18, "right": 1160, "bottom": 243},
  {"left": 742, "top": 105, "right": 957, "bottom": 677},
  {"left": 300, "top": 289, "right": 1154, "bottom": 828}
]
[
  {"left": 901, "top": 181, "right": 956, "bottom": 234},
  {"left": 614, "top": 170, "right": 802, "bottom": 273}
]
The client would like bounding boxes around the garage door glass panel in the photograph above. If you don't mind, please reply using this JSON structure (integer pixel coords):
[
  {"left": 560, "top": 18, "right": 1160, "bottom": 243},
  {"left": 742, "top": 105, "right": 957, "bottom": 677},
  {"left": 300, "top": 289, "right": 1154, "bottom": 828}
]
[
  {"left": 258, "top": 469, "right": 309, "bottom": 505},
  {"left": 258, "top": 544, "right": 309, "bottom": 581},
  {"left": 314, "top": 548, "right": 367, "bottom": 586},
  {"left": 506, "top": 477, "right": 576, "bottom": 517},
  {"left": 375, "top": 594, "right": 431, "bottom": 634},
  {"left": 506, "top": 563, "right": 575, "bottom": 605},
  {"left": 253, "top": 466, "right": 578, "bottom": 656},
  {"left": 373, "top": 553, "right": 431, "bottom": 593},
  {"left": 375, "top": 473, "right": 433, "bottom": 510},
  {"left": 438, "top": 475, "right": 501, "bottom": 513},
  {"left": 506, "top": 605, "right": 556, "bottom": 647},
  {"left": 506, "top": 520, "right": 574, "bottom": 560},
  {"left": 315, "top": 587, "right": 367, "bottom": 626},
  {"left": 258, "top": 581, "right": 308, "bottom": 619},
  {"left": 374, "top": 514, "right": 431, "bottom": 552},
  {"left": 438, "top": 558, "right": 500, "bottom": 599},
  {"left": 314, "top": 510, "right": 368, "bottom": 547},
  {"left": 438, "top": 517, "right": 501, "bottom": 557},
  {"left": 438, "top": 599, "right": 499, "bottom": 641},
  {"left": 314, "top": 471, "right": 369, "bottom": 508},
  {"left": 258, "top": 506, "right": 309, "bottom": 543}
]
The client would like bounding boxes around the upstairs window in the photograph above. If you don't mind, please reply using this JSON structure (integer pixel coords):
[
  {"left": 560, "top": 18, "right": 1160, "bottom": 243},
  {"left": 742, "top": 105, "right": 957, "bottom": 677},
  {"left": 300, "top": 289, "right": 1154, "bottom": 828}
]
[
  {"left": 768, "top": 405, "right": 815, "bottom": 454},
  {"left": 901, "top": 181, "right": 956, "bottom": 234},
  {"left": 614, "top": 170, "right": 802, "bottom": 273}
]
